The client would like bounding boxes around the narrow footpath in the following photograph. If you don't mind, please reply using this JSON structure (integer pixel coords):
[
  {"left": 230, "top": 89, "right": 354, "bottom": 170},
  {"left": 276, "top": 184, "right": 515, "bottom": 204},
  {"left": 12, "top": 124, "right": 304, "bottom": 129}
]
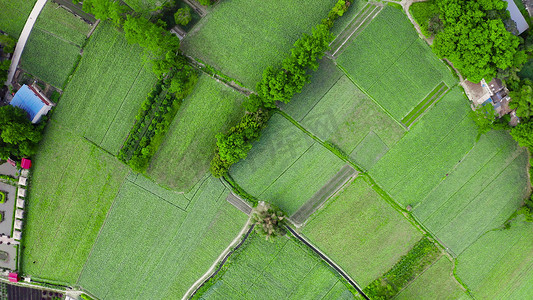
[{"left": 6, "top": 0, "right": 48, "bottom": 85}]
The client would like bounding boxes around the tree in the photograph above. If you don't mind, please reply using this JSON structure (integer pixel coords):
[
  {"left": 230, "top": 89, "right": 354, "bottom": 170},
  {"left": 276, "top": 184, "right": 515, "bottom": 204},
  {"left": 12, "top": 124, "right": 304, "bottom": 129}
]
[
  {"left": 196, "top": 0, "right": 212, "bottom": 6},
  {"left": 510, "top": 120, "right": 533, "bottom": 149},
  {"left": 0, "top": 106, "right": 44, "bottom": 160},
  {"left": 82, "top": 0, "right": 125, "bottom": 26},
  {"left": 252, "top": 204, "right": 286, "bottom": 241},
  {"left": 470, "top": 103, "right": 497, "bottom": 137},
  {"left": 509, "top": 80, "right": 533, "bottom": 120},
  {"left": 0, "top": 35, "right": 16, "bottom": 53},
  {"left": 174, "top": 7, "right": 192, "bottom": 26},
  {"left": 433, "top": 0, "right": 522, "bottom": 83}
]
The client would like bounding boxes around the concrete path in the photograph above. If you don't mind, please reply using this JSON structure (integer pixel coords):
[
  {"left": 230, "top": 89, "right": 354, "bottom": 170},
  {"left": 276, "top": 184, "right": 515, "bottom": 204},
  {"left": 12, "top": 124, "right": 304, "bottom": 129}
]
[{"left": 6, "top": 0, "right": 48, "bottom": 85}]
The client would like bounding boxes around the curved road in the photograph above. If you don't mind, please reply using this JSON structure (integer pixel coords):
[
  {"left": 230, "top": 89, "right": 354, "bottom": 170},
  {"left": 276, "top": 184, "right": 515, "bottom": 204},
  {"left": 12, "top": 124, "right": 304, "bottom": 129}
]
[{"left": 6, "top": 0, "right": 48, "bottom": 85}]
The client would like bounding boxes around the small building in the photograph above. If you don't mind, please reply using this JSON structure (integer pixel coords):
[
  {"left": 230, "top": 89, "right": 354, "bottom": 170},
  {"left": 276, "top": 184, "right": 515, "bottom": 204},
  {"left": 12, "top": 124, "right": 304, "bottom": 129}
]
[
  {"left": 16, "top": 198, "right": 24, "bottom": 209},
  {"left": 12, "top": 231, "right": 21, "bottom": 241},
  {"left": 17, "top": 188, "right": 26, "bottom": 198},
  {"left": 10, "top": 84, "right": 55, "bottom": 124},
  {"left": 8, "top": 272, "right": 19, "bottom": 283},
  {"left": 21, "top": 158, "right": 31, "bottom": 170},
  {"left": 14, "top": 220, "right": 22, "bottom": 230},
  {"left": 18, "top": 177, "right": 27, "bottom": 186},
  {"left": 504, "top": 0, "right": 529, "bottom": 34},
  {"left": 15, "top": 209, "right": 23, "bottom": 220},
  {"left": 461, "top": 78, "right": 512, "bottom": 117}
]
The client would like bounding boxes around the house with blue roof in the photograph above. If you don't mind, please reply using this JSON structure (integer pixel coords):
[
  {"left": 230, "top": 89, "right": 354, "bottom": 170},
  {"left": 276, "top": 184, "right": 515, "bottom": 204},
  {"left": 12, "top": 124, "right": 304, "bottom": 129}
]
[{"left": 9, "top": 84, "right": 54, "bottom": 124}]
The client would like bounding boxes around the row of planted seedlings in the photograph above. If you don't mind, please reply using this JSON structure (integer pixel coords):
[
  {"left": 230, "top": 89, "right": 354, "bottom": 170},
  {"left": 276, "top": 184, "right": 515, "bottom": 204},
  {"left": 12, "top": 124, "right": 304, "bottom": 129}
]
[{"left": 118, "top": 60, "right": 198, "bottom": 172}]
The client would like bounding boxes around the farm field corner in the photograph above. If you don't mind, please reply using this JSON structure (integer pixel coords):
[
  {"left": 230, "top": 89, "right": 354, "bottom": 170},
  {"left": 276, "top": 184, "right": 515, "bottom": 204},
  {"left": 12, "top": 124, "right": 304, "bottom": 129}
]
[
  {"left": 0, "top": 0, "right": 37, "bottom": 38},
  {"left": 78, "top": 175, "right": 248, "bottom": 299}
]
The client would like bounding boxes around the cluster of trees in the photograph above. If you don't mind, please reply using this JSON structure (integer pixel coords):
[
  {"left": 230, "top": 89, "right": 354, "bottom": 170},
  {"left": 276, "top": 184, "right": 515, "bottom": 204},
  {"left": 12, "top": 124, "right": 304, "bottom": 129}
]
[
  {"left": 210, "top": 0, "right": 350, "bottom": 178},
  {"left": 252, "top": 204, "right": 286, "bottom": 241},
  {"left": 0, "top": 34, "right": 16, "bottom": 83},
  {"left": 82, "top": 0, "right": 182, "bottom": 77},
  {"left": 118, "top": 65, "right": 198, "bottom": 172},
  {"left": 432, "top": 0, "right": 524, "bottom": 83},
  {"left": 0, "top": 106, "right": 45, "bottom": 160}
]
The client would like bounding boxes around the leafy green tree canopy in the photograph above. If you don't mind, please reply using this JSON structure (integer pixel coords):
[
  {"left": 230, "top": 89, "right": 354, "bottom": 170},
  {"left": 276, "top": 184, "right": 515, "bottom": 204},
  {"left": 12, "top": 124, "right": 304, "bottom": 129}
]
[
  {"left": 433, "top": 0, "right": 522, "bottom": 83},
  {"left": 0, "top": 106, "right": 44, "bottom": 160},
  {"left": 174, "top": 7, "right": 192, "bottom": 26},
  {"left": 509, "top": 79, "right": 533, "bottom": 120},
  {"left": 510, "top": 120, "right": 533, "bottom": 149}
]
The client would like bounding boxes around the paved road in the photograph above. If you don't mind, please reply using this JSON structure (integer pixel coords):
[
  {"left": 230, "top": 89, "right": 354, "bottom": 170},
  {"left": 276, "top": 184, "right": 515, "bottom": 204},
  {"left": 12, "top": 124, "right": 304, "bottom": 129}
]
[{"left": 6, "top": 0, "right": 48, "bottom": 85}]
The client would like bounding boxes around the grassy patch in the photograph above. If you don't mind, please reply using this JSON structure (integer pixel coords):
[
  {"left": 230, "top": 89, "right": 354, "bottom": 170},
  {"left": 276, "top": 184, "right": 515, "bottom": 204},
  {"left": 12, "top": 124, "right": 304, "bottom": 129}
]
[
  {"left": 303, "top": 177, "right": 423, "bottom": 287},
  {"left": 181, "top": 0, "right": 338, "bottom": 87},
  {"left": 409, "top": 0, "right": 439, "bottom": 37},
  {"left": 20, "top": 29, "right": 82, "bottom": 88},
  {"left": 197, "top": 232, "right": 355, "bottom": 299},
  {"left": 147, "top": 75, "right": 245, "bottom": 191},
  {"left": 0, "top": 0, "right": 36, "bottom": 38},
  {"left": 337, "top": 7, "right": 456, "bottom": 121},
  {"left": 123, "top": 0, "right": 168, "bottom": 12},
  {"left": 79, "top": 176, "right": 248, "bottom": 299},
  {"left": 396, "top": 256, "right": 467, "bottom": 300},
  {"left": 456, "top": 216, "right": 533, "bottom": 299},
  {"left": 363, "top": 237, "right": 441, "bottom": 298},
  {"left": 53, "top": 22, "right": 157, "bottom": 155},
  {"left": 21, "top": 122, "right": 129, "bottom": 284}
]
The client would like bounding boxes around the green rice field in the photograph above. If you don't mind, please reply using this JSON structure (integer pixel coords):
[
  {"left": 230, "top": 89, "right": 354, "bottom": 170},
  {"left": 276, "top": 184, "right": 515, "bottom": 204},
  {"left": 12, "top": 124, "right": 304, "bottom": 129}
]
[
  {"left": 0, "top": 0, "right": 36, "bottom": 38},
  {"left": 336, "top": 6, "right": 456, "bottom": 121},
  {"left": 303, "top": 177, "right": 423, "bottom": 288},
  {"left": 198, "top": 233, "right": 356, "bottom": 299},
  {"left": 229, "top": 114, "right": 345, "bottom": 215},
  {"left": 181, "top": 0, "right": 338, "bottom": 87},
  {"left": 21, "top": 121, "right": 129, "bottom": 284},
  {"left": 53, "top": 22, "right": 157, "bottom": 155},
  {"left": 79, "top": 176, "right": 248, "bottom": 299},
  {"left": 148, "top": 75, "right": 245, "bottom": 191}
]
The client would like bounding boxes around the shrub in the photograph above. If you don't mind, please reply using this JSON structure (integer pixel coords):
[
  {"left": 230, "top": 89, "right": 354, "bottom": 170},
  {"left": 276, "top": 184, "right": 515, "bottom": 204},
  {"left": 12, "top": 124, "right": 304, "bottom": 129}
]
[
  {"left": 0, "top": 191, "right": 5, "bottom": 204},
  {"left": 252, "top": 204, "right": 286, "bottom": 241},
  {"left": 174, "top": 7, "right": 192, "bottom": 26}
]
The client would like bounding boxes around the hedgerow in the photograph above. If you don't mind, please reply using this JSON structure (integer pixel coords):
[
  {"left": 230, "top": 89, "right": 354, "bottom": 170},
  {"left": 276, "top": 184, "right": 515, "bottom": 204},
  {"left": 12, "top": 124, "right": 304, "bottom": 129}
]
[{"left": 210, "top": 0, "right": 351, "bottom": 177}]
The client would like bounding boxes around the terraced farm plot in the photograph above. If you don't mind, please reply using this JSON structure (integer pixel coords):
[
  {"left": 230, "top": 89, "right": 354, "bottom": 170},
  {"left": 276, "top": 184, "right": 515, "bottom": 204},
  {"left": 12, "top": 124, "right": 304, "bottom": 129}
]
[
  {"left": 336, "top": 7, "right": 456, "bottom": 121},
  {"left": 198, "top": 233, "right": 356, "bottom": 299},
  {"left": 148, "top": 75, "right": 245, "bottom": 191},
  {"left": 303, "top": 177, "right": 423, "bottom": 288},
  {"left": 20, "top": 2, "right": 92, "bottom": 87},
  {"left": 21, "top": 121, "right": 130, "bottom": 284},
  {"left": 230, "top": 114, "right": 346, "bottom": 215},
  {"left": 456, "top": 216, "right": 533, "bottom": 299},
  {"left": 53, "top": 22, "right": 157, "bottom": 155},
  {"left": 0, "top": 0, "right": 36, "bottom": 38},
  {"left": 396, "top": 256, "right": 467, "bottom": 300},
  {"left": 79, "top": 176, "right": 248, "bottom": 300},
  {"left": 181, "top": 0, "right": 338, "bottom": 87}
]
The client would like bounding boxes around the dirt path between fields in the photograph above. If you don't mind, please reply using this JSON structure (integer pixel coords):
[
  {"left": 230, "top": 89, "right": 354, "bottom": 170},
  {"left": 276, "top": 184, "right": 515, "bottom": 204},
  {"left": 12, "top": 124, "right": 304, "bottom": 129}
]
[
  {"left": 6, "top": 0, "right": 48, "bottom": 85},
  {"left": 183, "top": 219, "right": 253, "bottom": 300}
]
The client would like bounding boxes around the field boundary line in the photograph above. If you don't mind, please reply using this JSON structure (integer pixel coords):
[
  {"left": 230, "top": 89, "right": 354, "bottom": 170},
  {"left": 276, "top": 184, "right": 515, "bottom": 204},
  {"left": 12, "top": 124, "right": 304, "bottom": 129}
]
[
  {"left": 387, "top": 111, "right": 471, "bottom": 196},
  {"left": 417, "top": 144, "right": 523, "bottom": 230},
  {"left": 98, "top": 62, "right": 147, "bottom": 152},
  {"left": 332, "top": 4, "right": 383, "bottom": 58},
  {"left": 428, "top": 150, "right": 526, "bottom": 256},
  {"left": 125, "top": 177, "right": 188, "bottom": 212},
  {"left": 257, "top": 142, "right": 315, "bottom": 199},
  {"left": 36, "top": 147, "right": 94, "bottom": 276},
  {"left": 414, "top": 139, "right": 511, "bottom": 216},
  {"left": 295, "top": 71, "right": 345, "bottom": 122},
  {"left": 336, "top": 63, "right": 407, "bottom": 131},
  {"left": 287, "top": 226, "right": 369, "bottom": 299}
]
